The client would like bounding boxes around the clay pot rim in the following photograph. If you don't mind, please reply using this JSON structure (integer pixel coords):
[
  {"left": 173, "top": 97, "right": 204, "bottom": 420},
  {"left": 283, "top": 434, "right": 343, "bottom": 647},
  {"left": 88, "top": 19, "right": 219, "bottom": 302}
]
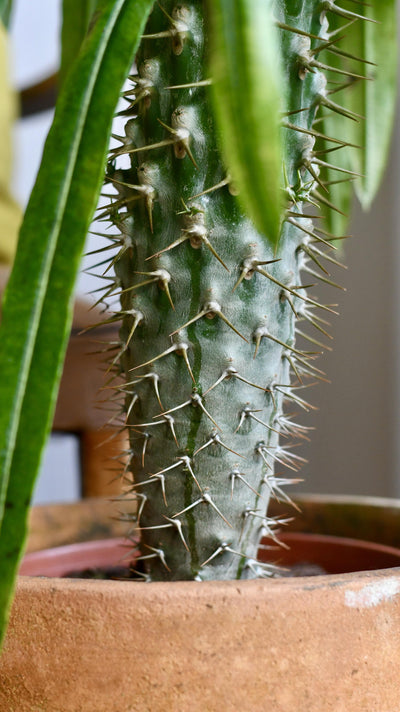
[
  {"left": 17, "top": 564, "right": 400, "bottom": 599},
  {"left": 19, "top": 530, "right": 400, "bottom": 592}
]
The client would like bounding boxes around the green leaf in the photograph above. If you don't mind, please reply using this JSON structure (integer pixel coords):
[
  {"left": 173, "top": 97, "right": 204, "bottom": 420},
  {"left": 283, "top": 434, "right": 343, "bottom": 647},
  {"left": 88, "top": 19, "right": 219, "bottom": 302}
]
[
  {"left": 60, "top": 0, "right": 100, "bottom": 87},
  {"left": 206, "top": 0, "right": 283, "bottom": 247},
  {"left": 321, "top": 2, "right": 398, "bottom": 212},
  {"left": 0, "top": 0, "right": 153, "bottom": 648},
  {"left": 0, "top": 0, "right": 13, "bottom": 28},
  {"left": 353, "top": 0, "right": 398, "bottom": 207}
]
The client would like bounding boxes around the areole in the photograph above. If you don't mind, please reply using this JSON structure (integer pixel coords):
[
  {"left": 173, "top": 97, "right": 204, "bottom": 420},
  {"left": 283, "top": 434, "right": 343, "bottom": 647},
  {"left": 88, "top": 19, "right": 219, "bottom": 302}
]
[{"left": 1, "top": 495, "right": 400, "bottom": 712}]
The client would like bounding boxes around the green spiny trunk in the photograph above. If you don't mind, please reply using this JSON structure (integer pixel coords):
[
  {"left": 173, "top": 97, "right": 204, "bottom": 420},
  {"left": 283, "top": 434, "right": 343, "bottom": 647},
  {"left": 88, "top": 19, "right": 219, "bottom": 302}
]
[{"left": 104, "top": 1, "right": 347, "bottom": 580}]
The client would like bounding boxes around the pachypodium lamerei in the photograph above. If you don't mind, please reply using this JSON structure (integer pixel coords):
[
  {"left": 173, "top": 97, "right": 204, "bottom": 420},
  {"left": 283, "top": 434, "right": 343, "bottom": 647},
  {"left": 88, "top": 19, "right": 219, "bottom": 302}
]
[{"left": 97, "top": 0, "right": 367, "bottom": 580}]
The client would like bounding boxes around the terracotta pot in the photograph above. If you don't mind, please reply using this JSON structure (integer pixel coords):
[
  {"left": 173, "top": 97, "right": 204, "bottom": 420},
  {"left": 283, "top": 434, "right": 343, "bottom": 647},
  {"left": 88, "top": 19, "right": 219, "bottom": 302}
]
[{"left": 2, "top": 495, "right": 400, "bottom": 711}]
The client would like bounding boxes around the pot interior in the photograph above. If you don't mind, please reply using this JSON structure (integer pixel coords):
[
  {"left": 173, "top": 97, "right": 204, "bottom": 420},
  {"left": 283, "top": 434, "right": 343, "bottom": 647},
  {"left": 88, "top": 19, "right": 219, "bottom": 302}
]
[{"left": 20, "top": 532, "right": 400, "bottom": 578}]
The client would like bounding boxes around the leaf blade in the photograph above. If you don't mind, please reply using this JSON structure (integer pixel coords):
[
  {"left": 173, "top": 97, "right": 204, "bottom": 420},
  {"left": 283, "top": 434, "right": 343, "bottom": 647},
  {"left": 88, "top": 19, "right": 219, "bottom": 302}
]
[
  {"left": 60, "top": 0, "right": 100, "bottom": 87},
  {"left": 0, "top": 0, "right": 153, "bottom": 647},
  {"left": 320, "top": 2, "right": 398, "bottom": 211},
  {"left": 0, "top": 0, "right": 13, "bottom": 28},
  {"left": 356, "top": 0, "right": 398, "bottom": 207},
  {"left": 206, "top": 0, "right": 283, "bottom": 247}
]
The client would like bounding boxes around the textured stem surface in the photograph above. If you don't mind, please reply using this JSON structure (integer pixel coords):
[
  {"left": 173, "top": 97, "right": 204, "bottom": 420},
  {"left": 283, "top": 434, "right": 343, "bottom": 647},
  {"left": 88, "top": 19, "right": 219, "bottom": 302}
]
[{"left": 103, "top": 1, "right": 358, "bottom": 580}]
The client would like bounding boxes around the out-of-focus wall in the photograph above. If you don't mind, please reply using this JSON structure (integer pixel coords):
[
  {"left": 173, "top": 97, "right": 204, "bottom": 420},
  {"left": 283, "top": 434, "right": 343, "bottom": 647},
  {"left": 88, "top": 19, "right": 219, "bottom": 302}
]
[{"left": 301, "top": 114, "right": 400, "bottom": 497}]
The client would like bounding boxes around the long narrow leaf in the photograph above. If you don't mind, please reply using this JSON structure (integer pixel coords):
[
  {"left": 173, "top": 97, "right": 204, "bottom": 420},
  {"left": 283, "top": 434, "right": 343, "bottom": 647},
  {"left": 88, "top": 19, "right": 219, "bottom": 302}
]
[
  {"left": 60, "top": 0, "right": 100, "bottom": 87},
  {"left": 206, "top": 0, "right": 283, "bottom": 247},
  {"left": 320, "top": 2, "right": 397, "bottom": 211},
  {"left": 354, "top": 0, "right": 398, "bottom": 207},
  {"left": 0, "top": 0, "right": 13, "bottom": 28},
  {"left": 0, "top": 0, "right": 153, "bottom": 647}
]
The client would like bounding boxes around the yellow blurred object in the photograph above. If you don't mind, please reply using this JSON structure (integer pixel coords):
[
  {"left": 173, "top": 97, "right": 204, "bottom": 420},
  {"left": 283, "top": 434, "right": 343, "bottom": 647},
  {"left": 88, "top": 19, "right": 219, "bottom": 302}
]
[{"left": 0, "top": 23, "right": 22, "bottom": 265}]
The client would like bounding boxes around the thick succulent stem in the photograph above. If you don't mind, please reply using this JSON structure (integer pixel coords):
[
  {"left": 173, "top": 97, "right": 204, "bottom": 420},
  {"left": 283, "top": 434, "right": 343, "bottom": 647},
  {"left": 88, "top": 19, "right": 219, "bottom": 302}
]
[{"left": 101, "top": 1, "right": 356, "bottom": 580}]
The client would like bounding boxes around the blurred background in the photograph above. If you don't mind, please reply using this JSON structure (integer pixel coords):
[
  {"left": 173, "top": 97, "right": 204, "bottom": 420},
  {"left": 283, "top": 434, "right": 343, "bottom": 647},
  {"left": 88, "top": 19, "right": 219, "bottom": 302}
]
[{"left": 5, "top": 0, "right": 400, "bottom": 504}]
